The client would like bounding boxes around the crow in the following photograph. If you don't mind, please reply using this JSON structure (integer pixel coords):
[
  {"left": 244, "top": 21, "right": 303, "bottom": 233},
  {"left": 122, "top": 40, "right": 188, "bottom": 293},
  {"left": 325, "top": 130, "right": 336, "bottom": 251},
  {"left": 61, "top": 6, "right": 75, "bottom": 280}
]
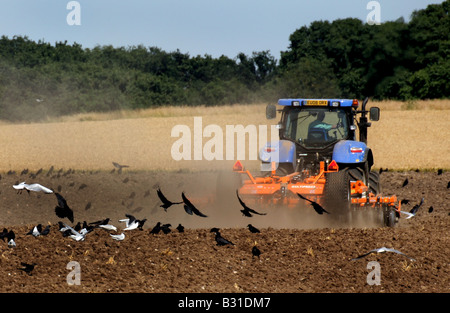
[
  {"left": 447, "top": 181, "right": 450, "bottom": 189},
  {"left": 252, "top": 245, "right": 261, "bottom": 258},
  {"left": 400, "top": 199, "right": 410, "bottom": 205},
  {"left": 182, "top": 192, "right": 207, "bottom": 217},
  {"left": 161, "top": 223, "right": 172, "bottom": 234},
  {"left": 18, "top": 262, "right": 37, "bottom": 276},
  {"left": 40, "top": 225, "right": 50, "bottom": 236},
  {"left": 402, "top": 178, "right": 409, "bottom": 187},
  {"left": 150, "top": 222, "right": 162, "bottom": 234},
  {"left": 214, "top": 231, "right": 235, "bottom": 246},
  {"left": 351, "top": 247, "right": 415, "bottom": 261},
  {"left": 297, "top": 193, "right": 329, "bottom": 215},
  {"left": 437, "top": 169, "right": 443, "bottom": 175},
  {"left": 236, "top": 190, "right": 266, "bottom": 217},
  {"left": 54, "top": 193, "right": 74, "bottom": 223},
  {"left": 157, "top": 188, "right": 182, "bottom": 211},
  {"left": 176, "top": 224, "right": 185, "bottom": 233},
  {"left": 428, "top": 206, "right": 434, "bottom": 213},
  {"left": 0, "top": 228, "right": 9, "bottom": 241},
  {"left": 247, "top": 224, "right": 260, "bottom": 233}
]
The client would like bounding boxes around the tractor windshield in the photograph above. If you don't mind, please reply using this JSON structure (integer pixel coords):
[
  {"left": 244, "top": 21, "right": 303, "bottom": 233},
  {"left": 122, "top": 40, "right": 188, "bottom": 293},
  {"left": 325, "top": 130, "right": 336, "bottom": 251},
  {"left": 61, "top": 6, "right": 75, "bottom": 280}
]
[{"left": 282, "top": 107, "right": 350, "bottom": 148}]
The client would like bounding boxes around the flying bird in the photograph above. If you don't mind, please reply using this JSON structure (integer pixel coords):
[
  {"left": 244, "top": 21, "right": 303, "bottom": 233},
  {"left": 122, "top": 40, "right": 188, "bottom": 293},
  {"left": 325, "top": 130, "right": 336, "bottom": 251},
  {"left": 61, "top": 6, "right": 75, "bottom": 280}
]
[
  {"left": 119, "top": 214, "right": 146, "bottom": 230},
  {"left": 13, "top": 182, "right": 53, "bottom": 194},
  {"left": 18, "top": 262, "right": 37, "bottom": 276},
  {"left": 297, "top": 193, "right": 330, "bottom": 215},
  {"left": 236, "top": 190, "right": 266, "bottom": 217},
  {"left": 400, "top": 197, "right": 424, "bottom": 219},
  {"left": 247, "top": 224, "right": 260, "bottom": 233},
  {"left": 112, "top": 162, "right": 129, "bottom": 174},
  {"left": 351, "top": 247, "right": 415, "bottom": 261},
  {"left": 62, "top": 223, "right": 89, "bottom": 242},
  {"left": 54, "top": 193, "right": 74, "bottom": 223},
  {"left": 110, "top": 233, "right": 125, "bottom": 241},
  {"left": 182, "top": 192, "right": 208, "bottom": 217},
  {"left": 157, "top": 188, "right": 182, "bottom": 211},
  {"left": 213, "top": 231, "right": 235, "bottom": 246}
]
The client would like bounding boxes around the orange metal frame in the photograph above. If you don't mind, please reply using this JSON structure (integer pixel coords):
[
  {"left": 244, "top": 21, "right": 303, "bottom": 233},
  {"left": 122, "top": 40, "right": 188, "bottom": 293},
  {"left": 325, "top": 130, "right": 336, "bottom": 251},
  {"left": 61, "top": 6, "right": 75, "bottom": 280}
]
[{"left": 234, "top": 160, "right": 399, "bottom": 210}]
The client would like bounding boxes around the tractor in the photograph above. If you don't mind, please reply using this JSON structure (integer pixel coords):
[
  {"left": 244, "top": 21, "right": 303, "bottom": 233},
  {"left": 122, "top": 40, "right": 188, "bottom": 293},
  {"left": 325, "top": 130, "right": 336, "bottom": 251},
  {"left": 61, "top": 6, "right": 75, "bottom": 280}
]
[{"left": 223, "top": 98, "right": 399, "bottom": 227}]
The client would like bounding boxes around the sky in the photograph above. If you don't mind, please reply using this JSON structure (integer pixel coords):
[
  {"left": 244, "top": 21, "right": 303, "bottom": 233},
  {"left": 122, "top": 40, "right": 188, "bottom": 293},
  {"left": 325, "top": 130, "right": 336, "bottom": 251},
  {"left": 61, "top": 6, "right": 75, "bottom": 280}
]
[{"left": 0, "top": 0, "right": 445, "bottom": 60}]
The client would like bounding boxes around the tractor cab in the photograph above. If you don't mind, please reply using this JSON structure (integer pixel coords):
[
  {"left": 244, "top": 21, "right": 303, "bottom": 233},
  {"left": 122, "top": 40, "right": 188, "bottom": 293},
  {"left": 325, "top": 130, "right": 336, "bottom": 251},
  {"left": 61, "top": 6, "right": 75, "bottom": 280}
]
[{"left": 264, "top": 98, "right": 380, "bottom": 176}]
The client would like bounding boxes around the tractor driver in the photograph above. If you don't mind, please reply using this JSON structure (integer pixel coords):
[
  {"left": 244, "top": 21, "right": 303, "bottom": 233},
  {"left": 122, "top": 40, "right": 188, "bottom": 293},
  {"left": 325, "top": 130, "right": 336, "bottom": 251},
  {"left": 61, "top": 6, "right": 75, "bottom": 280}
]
[{"left": 308, "top": 111, "right": 337, "bottom": 131}]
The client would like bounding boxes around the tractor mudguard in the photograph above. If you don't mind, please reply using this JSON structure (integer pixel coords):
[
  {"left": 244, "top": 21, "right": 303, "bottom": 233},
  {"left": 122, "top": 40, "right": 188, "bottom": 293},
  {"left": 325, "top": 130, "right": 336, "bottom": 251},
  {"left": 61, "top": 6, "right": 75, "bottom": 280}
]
[
  {"left": 332, "top": 140, "right": 371, "bottom": 165},
  {"left": 259, "top": 140, "right": 296, "bottom": 169}
]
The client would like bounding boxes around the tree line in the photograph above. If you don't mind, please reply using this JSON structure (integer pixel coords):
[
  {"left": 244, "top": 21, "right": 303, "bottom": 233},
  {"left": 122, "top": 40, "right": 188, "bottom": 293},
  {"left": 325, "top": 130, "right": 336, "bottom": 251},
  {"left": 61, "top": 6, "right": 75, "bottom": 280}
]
[{"left": 0, "top": 1, "right": 448, "bottom": 121}]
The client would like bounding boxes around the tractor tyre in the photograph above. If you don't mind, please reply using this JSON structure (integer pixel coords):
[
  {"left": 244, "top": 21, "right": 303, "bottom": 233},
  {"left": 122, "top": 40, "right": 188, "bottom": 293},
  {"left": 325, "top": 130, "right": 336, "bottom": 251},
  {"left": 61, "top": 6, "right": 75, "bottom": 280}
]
[
  {"left": 324, "top": 169, "right": 351, "bottom": 224},
  {"left": 368, "top": 171, "right": 382, "bottom": 195}
]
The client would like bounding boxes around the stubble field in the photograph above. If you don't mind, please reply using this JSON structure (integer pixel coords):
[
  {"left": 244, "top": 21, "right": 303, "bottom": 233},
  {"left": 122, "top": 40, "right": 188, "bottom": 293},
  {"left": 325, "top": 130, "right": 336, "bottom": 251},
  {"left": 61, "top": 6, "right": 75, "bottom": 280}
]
[{"left": 0, "top": 100, "right": 448, "bottom": 294}]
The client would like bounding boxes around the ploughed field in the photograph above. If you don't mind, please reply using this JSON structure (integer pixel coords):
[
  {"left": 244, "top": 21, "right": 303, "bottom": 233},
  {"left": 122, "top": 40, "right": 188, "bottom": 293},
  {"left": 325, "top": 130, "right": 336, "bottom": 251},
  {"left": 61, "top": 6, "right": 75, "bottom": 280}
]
[{"left": 0, "top": 168, "right": 448, "bottom": 293}]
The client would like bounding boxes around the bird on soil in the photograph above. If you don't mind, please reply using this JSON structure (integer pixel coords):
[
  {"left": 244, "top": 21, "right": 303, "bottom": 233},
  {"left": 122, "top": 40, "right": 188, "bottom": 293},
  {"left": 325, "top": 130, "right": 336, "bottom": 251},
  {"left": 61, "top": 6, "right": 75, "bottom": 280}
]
[
  {"left": 252, "top": 244, "right": 261, "bottom": 258},
  {"left": 62, "top": 222, "right": 91, "bottom": 242},
  {"left": 297, "top": 193, "right": 330, "bottom": 215},
  {"left": 13, "top": 182, "right": 53, "bottom": 194},
  {"left": 149, "top": 222, "right": 162, "bottom": 234},
  {"left": 161, "top": 223, "right": 172, "bottom": 234},
  {"left": 176, "top": 224, "right": 185, "bottom": 233},
  {"left": 247, "top": 224, "right": 260, "bottom": 233},
  {"left": 54, "top": 193, "right": 74, "bottom": 223},
  {"left": 236, "top": 190, "right": 266, "bottom": 217},
  {"left": 213, "top": 231, "right": 235, "bottom": 246},
  {"left": 26, "top": 224, "right": 42, "bottom": 237},
  {"left": 402, "top": 178, "right": 409, "bottom": 187},
  {"left": 18, "top": 262, "right": 37, "bottom": 276},
  {"left": 110, "top": 233, "right": 125, "bottom": 241},
  {"left": 119, "top": 214, "right": 146, "bottom": 230},
  {"left": 182, "top": 192, "right": 208, "bottom": 217},
  {"left": 157, "top": 188, "right": 182, "bottom": 211},
  {"left": 7, "top": 230, "right": 16, "bottom": 247},
  {"left": 351, "top": 247, "right": 415, "bottom": 261}
]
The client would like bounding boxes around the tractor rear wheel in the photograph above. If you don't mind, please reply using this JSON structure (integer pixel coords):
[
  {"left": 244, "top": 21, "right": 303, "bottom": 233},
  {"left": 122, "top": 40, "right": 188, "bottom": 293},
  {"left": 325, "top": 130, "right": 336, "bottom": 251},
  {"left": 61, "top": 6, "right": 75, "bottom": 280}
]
[{"left": 324, "top": 169, "right": 351, "bottom": 225}]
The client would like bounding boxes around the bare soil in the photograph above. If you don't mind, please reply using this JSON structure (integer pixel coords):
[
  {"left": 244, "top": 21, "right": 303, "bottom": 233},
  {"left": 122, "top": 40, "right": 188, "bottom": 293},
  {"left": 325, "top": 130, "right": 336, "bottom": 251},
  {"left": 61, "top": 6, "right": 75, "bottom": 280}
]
[{"left": 0, "top": 168, "right": 448, "bottom": 293}]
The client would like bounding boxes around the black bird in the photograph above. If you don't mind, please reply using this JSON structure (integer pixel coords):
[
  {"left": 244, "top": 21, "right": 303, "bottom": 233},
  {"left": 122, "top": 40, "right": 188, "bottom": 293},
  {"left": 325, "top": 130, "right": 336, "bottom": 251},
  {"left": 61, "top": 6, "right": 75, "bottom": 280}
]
[
  {"left": 40, "top": 225, "right": 50, "bottom": 236},
  {"left": 214, "top": 231, "right": 235, "bottom": 246},
  {"left": 54, "top": 193, "right": 74, "bottom": 223},
  {"left": 182, "top": 192, "right": 208, "bottom": 217},
  {"left": 428, "top": 206, "right": 434, "bottom": 213},
  {"left": 0, "top": 228, "right": 8, "bottom": 241},
  {"left": 89, "top": 218, "right": 110, "bottom": 227},
  {"left": 252, "top": 245, "right": 261, "bottom": 258},
  {"left": 400, "top": 199, "right": 410, "bottom": 205},
  {"left": 247, "top": 224, "right": 260, "bottom": 233},
  {"left": 150, "top": 222, "right": 162, "bottom": 234},
  {"left": 447, "top": 181, "right": 450, "bottom": 189},
  {"left": 297, "top": 193, "right": 329, "bottom": 215},
  {"left": 112, "top": 162, "right": 129, "bottom": 174},
  {"left": 236, "top": 191, "right": 266, "bottom": 217},
  {"left": 157, "top": 188, "right": 182, "bottom": 211},
  {"left": 176, "top": 224, "right": 185, "bottom": 233},
  {"left": 402, "top": 178, "right": 409, "bottom": 187},
  {"left": 210, "top": 227, "right": 220, "bottom": 233},
  {"left": 437, "top": 169, "right": 443, "bottom": 175},
  {"left": 161, "top": 223, "right": 172, "bottom": 234},
  {"left": 400, "top": 197, "right": 424, "bottom": 219},
  {"left": 18, "top": 262, "right": 37, "bottom": 276}
]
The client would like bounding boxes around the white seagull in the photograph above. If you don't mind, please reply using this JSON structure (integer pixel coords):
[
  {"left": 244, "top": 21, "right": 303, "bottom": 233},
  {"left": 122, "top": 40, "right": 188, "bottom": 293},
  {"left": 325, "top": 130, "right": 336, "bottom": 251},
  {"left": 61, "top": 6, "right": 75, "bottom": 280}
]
[
  {"left": 99, "top": 224, "right": 117, "bottom": 231},
  {"left": 62, "top": 223, "right": 88, "bottom": 242},
  {"left": 351, "top": 247, "right": 415, "bottom": 261},
  {"left": 119, "top": 214, "right": 146, "bottom": 231},
  {"left": 13, "top": 182, "right": 53, "bottom": 194},
  {"left": 110, "top": 233, "right": 125, "bottom": 241}
]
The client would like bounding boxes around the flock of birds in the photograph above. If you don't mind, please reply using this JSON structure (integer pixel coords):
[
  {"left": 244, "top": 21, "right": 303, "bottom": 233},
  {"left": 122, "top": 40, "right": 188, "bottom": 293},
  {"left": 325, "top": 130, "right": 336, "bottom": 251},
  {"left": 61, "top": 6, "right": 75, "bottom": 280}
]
[{"left": 2, "top": 164, "right": 446, "bottom": 275}]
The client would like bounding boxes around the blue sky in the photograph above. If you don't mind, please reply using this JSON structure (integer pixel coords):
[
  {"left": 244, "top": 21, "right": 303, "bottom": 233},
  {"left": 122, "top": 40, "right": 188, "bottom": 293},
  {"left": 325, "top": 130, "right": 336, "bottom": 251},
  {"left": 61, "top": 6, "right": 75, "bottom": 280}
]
[{"left": 0, "top": 0, "right": 444, "bottom": 59}]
